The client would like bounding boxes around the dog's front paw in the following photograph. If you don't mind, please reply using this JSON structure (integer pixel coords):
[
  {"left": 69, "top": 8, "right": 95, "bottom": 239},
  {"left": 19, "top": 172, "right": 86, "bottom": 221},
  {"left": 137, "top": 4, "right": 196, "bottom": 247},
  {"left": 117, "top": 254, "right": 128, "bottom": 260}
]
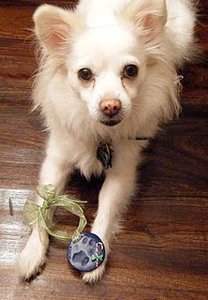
[
  {"left": 18, "top": 230, "right": 49, "bottom": 280},
  {"left": 82, "top": 261, "right": 106, "bottom": 284}
]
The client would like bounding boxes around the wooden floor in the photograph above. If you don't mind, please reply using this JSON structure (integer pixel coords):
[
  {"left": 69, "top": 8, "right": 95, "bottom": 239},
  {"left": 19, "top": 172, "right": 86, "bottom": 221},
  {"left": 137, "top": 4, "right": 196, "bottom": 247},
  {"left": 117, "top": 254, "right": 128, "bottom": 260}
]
[{"left": 0, "top": 1, "right": 208, "bottom": 299}]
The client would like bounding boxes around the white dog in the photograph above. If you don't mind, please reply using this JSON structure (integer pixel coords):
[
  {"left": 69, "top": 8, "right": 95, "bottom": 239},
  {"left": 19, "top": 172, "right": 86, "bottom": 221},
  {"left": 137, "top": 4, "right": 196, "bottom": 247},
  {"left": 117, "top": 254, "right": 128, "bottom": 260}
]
[{"left": 19, "top": 0, "right": 196, "bottom": 283}]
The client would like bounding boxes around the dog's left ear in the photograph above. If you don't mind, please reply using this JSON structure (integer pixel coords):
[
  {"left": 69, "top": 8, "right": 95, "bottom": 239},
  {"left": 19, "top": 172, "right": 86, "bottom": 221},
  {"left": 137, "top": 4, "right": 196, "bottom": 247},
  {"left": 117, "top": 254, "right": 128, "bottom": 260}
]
[
  {"left": 121, "top": 0, "right": 167, "bottom": 44},
  {"left": 33, "top": 4, "right": 84, "bottom": 56}
]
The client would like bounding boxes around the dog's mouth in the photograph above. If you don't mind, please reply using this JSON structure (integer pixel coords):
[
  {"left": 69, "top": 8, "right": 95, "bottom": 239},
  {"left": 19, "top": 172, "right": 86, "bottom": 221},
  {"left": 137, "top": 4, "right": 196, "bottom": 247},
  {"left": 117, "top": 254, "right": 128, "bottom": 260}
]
[{"left": 100, "top": 119, "right": 121, "bottom": 127}]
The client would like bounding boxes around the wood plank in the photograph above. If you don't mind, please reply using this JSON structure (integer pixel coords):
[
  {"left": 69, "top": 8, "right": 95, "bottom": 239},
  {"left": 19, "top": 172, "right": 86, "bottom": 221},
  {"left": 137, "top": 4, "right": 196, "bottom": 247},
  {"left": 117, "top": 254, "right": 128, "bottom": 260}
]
[
  {"left": 0, "top": 0, "right": 77, "bottom": 8},
  {"left": 0, "top": 189, "right": 208, "bottom": 300}
]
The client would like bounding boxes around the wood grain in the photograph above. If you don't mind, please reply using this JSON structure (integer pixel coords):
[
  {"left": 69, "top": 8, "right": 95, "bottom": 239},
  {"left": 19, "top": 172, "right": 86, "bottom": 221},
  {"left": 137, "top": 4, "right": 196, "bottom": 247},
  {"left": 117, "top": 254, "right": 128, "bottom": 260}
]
[{"left": 0, "top": 1, "right": 208, "bottom": 299}]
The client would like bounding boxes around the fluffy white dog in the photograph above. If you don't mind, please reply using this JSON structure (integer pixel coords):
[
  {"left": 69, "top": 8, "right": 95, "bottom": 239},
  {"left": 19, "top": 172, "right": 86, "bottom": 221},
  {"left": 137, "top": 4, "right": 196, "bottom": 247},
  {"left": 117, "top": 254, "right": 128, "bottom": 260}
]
[{"left": 19, "top": 0, "right": 196, "bottom": 283}]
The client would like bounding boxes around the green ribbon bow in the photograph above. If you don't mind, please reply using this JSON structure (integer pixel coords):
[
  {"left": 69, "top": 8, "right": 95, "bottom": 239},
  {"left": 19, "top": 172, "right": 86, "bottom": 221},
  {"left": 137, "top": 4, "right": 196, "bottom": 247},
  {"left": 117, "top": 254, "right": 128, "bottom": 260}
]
[
  {"left": 24, "top": 185, "right": 87, "bottom": 242},
  {"left": 91, "top": 254, "right": 104, "bottom": 263}
]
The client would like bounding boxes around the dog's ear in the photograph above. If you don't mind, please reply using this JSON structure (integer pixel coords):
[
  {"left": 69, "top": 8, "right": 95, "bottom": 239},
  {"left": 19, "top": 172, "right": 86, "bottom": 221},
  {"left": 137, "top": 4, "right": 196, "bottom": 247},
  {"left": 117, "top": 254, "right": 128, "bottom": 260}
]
[
  {"left": 33, "top": 4, "right": 84, "bottom": 55},
  {"left": 121, "top": 0, "right": 167, "bottom": 44}
]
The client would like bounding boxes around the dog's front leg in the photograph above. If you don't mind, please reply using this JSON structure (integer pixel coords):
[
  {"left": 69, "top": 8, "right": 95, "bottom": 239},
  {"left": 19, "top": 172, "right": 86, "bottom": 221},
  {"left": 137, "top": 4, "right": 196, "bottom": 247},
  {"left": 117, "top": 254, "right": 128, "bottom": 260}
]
[
  {"left": 83, "top": 142, "right": 139, "bottom": 284},
  {"left": 19, "top": 134, "right": 73, "bottom": 280}
]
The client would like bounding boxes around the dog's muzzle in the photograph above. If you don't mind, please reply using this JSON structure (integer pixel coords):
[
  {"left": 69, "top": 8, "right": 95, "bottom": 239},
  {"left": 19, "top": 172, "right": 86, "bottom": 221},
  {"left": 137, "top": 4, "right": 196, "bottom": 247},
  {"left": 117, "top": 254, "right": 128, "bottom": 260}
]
[{"left": 99, "top": 98, "right": 122, "bottom": 126}]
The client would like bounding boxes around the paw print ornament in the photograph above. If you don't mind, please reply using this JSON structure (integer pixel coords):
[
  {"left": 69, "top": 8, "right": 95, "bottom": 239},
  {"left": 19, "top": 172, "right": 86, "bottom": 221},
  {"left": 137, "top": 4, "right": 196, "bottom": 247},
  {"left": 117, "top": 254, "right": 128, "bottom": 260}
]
[
  {"left": 24, "top": 185, "right": 105, "bottom": 274},
  {"left": 67, "top": 232, "right": 105, "bottom": 272}
]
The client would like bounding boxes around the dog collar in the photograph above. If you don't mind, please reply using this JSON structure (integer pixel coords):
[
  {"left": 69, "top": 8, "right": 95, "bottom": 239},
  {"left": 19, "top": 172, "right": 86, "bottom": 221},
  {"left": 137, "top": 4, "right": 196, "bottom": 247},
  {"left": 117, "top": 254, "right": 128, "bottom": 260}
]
[{"left": 96, "top": 136, "right": 153, "bottom": 170}]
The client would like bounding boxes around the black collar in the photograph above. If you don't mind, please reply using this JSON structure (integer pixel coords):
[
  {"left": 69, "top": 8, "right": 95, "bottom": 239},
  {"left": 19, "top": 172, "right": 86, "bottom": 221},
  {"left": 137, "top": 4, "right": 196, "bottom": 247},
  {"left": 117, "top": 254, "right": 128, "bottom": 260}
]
[{"left": 96, "top": 137, "right": 153, "bottom": 169}]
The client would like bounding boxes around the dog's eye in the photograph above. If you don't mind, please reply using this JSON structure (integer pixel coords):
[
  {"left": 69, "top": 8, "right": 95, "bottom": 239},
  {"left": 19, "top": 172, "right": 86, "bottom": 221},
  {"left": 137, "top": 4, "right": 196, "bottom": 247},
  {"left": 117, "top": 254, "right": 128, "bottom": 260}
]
[
  {"left": 123, "top": 64, "right": 138, "bottom": 79},
  {"left": 78, "top": 68, "right": 93, "bottom": 81}
]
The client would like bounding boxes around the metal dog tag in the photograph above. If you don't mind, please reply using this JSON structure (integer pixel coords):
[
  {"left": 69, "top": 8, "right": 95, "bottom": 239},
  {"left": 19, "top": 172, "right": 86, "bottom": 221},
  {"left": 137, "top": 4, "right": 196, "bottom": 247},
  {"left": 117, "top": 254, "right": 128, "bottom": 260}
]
[{"left": 97, "top": 142, "right": 113, "bottom": 169}]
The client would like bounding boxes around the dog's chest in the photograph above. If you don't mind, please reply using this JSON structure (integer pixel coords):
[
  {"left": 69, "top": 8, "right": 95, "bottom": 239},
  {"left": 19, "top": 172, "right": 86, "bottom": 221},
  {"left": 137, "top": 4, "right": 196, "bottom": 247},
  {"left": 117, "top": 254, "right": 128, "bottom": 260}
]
[{"left": 72, "top": 141, "right": 103, "bottom": 179}]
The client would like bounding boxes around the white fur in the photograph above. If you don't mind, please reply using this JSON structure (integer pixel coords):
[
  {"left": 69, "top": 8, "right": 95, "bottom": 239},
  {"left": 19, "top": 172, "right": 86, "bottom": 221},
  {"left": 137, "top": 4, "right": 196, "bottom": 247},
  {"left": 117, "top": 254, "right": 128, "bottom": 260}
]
[{"left": 19, "top": 0, "right": 196, "bottom": 283}]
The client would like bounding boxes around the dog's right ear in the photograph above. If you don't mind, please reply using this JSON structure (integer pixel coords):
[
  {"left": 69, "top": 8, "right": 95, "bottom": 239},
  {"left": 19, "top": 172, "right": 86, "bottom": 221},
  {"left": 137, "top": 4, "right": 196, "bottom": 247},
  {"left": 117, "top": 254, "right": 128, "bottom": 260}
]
[
  {"left": 121, "top": 0, "right": 167, "bottom": 45},
  {"left": 33, "top": 4, "right": 84, "bottom": 55}
]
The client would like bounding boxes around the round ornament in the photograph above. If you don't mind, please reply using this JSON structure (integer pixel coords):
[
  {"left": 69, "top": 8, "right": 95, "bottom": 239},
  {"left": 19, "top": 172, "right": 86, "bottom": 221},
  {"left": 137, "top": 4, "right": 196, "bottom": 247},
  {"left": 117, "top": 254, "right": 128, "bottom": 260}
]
[{"left": 67, "top": 232, "right": 105, "bottom": 272}]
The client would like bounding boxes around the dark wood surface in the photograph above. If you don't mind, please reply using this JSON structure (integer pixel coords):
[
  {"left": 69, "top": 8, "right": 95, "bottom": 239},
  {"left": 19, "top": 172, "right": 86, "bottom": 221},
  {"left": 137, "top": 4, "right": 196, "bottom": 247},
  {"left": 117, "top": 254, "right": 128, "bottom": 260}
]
[{"left": 0, "top": 1, "right": 207, "bottom": 299}]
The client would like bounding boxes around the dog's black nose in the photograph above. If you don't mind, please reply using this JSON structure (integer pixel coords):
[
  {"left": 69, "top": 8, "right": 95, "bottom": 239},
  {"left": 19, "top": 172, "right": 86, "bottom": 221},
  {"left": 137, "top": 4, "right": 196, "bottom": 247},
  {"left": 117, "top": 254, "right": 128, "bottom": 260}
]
[{"left": 100, "top": 98, "right": 122, "bottom": 117}]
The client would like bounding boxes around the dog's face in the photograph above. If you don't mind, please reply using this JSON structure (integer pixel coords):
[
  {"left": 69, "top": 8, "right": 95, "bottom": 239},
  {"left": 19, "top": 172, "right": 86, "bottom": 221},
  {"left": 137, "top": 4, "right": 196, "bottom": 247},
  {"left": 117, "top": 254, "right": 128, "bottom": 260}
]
[
  {"left": 68, "top": 26, "right": 146, "bottom": 127},
  {"left": 33, "top": 1, "right": 168, "bottom": 128}
]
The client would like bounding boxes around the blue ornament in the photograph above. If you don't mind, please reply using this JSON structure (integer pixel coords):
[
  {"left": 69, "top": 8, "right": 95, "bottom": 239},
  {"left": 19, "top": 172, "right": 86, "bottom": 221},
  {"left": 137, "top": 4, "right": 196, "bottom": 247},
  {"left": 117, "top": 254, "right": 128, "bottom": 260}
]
[{"left": 67, "top": 232, "right": 105, "bottom": 272}]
